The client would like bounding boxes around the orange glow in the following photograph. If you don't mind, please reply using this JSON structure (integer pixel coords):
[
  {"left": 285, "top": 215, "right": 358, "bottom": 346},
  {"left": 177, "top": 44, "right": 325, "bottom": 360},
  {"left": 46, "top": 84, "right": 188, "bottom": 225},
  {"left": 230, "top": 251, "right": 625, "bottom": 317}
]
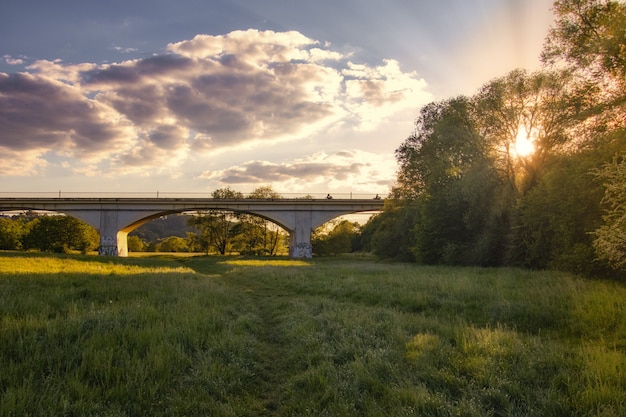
[{"left": 514, "top": 127, "right": 536, "bottom": 157}]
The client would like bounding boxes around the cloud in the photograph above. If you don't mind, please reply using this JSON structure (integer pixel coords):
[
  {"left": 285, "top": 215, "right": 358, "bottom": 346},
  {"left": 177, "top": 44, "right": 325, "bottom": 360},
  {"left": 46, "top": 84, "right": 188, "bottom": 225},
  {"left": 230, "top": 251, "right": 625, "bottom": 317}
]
[
  {"left": 0, "top": 29, "right": 431, "bottom": 179},
  {"left": 3, "top": 55, "right": 24, "bottom": 65},
  {"left": 0, "top": 72, "right": 132, "bottom": 158},
  {"left": 198, "top": 150, "right": 397, "bottom": 193},
  {"left": 0, "top": 147, "right": 47, "bottom": 176},
  {"left": 112, "top": 45, "right": 139, "bottom": 54}
]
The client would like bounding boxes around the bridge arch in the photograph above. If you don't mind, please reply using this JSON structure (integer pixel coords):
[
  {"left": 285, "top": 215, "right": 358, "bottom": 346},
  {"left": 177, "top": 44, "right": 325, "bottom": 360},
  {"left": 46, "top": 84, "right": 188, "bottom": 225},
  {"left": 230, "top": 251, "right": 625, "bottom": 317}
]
[{"left": 121, "top": 208, "right": 293, "bottom": 255}]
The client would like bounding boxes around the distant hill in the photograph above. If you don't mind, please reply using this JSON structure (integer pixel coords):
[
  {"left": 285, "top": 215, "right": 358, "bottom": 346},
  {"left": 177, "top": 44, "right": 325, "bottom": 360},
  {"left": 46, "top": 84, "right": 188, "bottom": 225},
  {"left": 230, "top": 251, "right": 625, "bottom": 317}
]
[{"left": 129, "top": 214, "right": 199, "bottom": 243}]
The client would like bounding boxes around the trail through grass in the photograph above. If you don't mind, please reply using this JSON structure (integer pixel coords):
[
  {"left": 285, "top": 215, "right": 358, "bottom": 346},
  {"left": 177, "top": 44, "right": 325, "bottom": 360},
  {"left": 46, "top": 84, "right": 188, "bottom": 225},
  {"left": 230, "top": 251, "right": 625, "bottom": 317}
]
[{"left": 1, "top": 253, "right": 625, "bottom": 416}]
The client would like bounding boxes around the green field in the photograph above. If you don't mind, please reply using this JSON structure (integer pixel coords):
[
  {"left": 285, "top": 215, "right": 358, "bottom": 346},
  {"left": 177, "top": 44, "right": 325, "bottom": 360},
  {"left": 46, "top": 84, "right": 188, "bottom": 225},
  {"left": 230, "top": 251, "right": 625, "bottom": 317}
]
[{"left": 1, "top": 252, "right": 625, "bottom": 416}]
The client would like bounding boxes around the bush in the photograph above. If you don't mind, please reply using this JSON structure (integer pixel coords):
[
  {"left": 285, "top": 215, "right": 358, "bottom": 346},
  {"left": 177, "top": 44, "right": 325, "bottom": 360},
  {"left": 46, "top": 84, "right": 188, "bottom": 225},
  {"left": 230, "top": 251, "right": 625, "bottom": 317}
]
[{"left": 23, "top": 215, "right": 99, "bottom": 254}]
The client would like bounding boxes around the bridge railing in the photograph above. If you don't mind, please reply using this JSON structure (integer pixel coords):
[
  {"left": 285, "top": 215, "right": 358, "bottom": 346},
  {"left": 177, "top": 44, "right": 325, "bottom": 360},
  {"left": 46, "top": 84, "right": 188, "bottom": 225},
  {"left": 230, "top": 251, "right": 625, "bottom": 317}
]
[{"left": 0, "top": 191, "right": 387, "bottom": 200}]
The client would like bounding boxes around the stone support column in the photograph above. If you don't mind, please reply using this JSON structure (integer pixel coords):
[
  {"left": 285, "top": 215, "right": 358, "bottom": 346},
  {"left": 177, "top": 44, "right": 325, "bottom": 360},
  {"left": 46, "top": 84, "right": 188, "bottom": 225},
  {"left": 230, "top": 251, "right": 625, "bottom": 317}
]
[
  {"left": 289, "top": 210, "right": 313, "bottom": 258},
  {"left": 98, "top": 210, "right": 128, "bottom": 257}
]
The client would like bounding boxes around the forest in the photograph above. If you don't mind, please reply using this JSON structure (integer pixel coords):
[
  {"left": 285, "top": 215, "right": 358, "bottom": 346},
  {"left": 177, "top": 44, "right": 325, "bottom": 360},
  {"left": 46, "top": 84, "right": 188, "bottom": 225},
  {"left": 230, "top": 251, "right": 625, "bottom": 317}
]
[{"left": 1, "top": 0, "right": 625, "bottom": 279}]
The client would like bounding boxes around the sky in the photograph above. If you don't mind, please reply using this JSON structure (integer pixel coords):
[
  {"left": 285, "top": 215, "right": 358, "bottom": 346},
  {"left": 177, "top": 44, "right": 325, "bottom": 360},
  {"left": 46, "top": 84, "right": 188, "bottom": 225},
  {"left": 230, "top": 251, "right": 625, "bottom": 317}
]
[{"left": 0, "top": 0, "right": 555, "bottom": 198}]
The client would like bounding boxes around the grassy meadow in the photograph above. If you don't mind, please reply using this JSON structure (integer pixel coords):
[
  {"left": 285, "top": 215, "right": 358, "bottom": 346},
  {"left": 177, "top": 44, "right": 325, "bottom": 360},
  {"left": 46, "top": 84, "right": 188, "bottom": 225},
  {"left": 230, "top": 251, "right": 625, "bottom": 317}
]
[{"left": 1, "top": 252, "right": 625, "bottom": 416}]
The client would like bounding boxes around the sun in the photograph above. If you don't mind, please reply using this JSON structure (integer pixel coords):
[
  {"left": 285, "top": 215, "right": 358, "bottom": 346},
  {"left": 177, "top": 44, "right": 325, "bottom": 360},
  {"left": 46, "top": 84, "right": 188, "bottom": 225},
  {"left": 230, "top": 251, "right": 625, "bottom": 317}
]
[{"left": 514, "top": 127, "right": 536, "bottom": 157}]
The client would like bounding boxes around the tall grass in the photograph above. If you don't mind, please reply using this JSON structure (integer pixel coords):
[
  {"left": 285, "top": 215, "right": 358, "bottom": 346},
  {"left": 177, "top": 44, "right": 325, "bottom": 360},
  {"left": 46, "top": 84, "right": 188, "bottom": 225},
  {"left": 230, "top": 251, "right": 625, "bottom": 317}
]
[{"left": 1, "top": 252, "right": 624, "bottom": 416}]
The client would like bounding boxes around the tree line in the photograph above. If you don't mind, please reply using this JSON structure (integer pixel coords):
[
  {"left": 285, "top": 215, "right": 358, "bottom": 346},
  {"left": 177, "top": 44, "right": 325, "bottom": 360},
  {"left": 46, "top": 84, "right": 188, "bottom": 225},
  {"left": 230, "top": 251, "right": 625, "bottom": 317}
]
[{"left": 359, "top": 0, "right": 626, "bottom": 278}]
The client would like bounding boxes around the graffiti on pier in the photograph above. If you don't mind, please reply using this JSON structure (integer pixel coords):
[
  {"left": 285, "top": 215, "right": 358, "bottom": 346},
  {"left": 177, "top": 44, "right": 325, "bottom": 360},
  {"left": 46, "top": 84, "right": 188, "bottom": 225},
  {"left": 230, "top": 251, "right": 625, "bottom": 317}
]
[
  {"left": 294, "top": 242, "right": 312, "bottom": 258},
  {"left": 99, "top": 235, "right": 118, "bottom": 256}
]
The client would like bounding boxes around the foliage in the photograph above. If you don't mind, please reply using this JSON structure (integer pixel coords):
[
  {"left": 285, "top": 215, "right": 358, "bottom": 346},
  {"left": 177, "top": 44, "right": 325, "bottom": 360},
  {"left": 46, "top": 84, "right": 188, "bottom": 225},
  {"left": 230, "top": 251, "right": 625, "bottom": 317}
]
[
  {"left": 185, "top": 186, "right": 289, "bottom": 256},
  {"left": 474, "top": 69, "right": 579, "bottom": 194},
  {"left": 187, "top": 187, "right": 244, "bottom": 255},
  {"left": 362, "top": 2, "right": 626, "bottom": 276},
  {"left": 1, "top": 253, "right": 625, "bottom": 416},
  {"left": 0, "top": 217, "right": 27, "bottom": 250},
  {"left": 312, "top": 219, "right": 360, "bottom": 255},
  {"left": 247, "top": 185, "right": 281, "bottom": 200},
  {"left": 126, "top": 235, "right": 145, "bottom": 252},
  {"left": 21, "top": 215, "right": 99, "bottom": 254},
  {"left": 593, "top": 155, "right": 626, "bottom": 269},
  {"left": 359, "top": 200, "right": 418, "bottom": 261},
  {"left": 390, "top": 95, "right": 517, "bottom": 266},
  {"left": 542, "top": 0, "right": 626, "bottom": 83},
  {"left": 394, "top": 96, "right": 484, "bottom": 199},
  {"left": 237, "top": 185, "right": 285, "bottom": 255},
  {"left": 155, "top": 236, "right": 189, "bottom": 252},
  {"left": 517, "top": 153, "right": 606, "bottom": 274},
  {"left": 188, "top": 212, "right": 236, "bottom": 255}
]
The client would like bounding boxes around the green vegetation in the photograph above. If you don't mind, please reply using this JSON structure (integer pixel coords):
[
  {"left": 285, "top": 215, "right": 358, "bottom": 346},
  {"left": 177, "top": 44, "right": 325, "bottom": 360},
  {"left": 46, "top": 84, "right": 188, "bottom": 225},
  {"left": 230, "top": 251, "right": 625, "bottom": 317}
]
[
  {"left": 361, "top": 0, "right": 626, "bottom": 279},
  {"left": 1, "top": 252, "right": 624, "bottom": 416},
  {"left": 0, "top": 214, "right": 99, "bottom": 254}
]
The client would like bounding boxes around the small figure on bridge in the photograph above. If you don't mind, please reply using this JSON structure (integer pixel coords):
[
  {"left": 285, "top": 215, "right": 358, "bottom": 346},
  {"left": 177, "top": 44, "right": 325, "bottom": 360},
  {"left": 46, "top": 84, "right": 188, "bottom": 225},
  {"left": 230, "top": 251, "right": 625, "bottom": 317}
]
[
  {"left": 326, "top": 194, "right": 333, "bottom": 199},
  {"left": 374, "top": 194, "right": 381, "bottom": 200}
]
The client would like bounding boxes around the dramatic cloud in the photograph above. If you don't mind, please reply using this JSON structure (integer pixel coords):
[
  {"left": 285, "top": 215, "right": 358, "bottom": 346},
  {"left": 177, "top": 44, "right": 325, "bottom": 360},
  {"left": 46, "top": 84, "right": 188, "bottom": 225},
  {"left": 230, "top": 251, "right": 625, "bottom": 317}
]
[
  {"left": 0, "top": 72, "right": 133, "bottom": 159},
  {"left": 199, "top": 150, "right": 397, "bottom": 194},
  {"left": 0, "top": 29, "right": 431, "bottom": 181}
]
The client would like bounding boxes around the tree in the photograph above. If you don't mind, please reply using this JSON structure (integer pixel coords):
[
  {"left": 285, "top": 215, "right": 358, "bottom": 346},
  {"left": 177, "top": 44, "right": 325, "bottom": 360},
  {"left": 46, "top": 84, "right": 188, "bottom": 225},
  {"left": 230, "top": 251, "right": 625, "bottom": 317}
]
[
  {"left": 592, "top": 156, "right": 626, "bottom": 270},
  {"left": 360, "top": 200, "right": 418, "bottom": 261},
  {"left": 517, "top": 152, "right": 605, "bottom": 274},
  {"left": 155, "top": 236, "right": 189, "bottom": 252},
  {"left": 0, "top": 217, "right": 27, "bottom": 250},
  {"left": 23, "top": 215, "right": 99, "bottom": 254},
  {"left": 542, "top": 0, "right": 626, "bottom": 83},
  {"left": 127, "top": 235, "right": 145, "bottom": 252},
  {"left": 474, "top": 69, "right": 579, "bottom": 195},
  {"left": 240, "top": 185, "right": 284, "bottom": 255},
  {"left": 312, "top": 220, "right": 360, "bottom": 256},
  {"left": 391, "top": 96, "right": 512, "bottom": 265},
  {"left": 394, "top": 96, "right": 485, "bottom": 200},
  {"left": 542, "top": 0, "right": 626, "bottom": 148},
  {"left": 188, "top": 187, "right": 243, "bottom": 254}
]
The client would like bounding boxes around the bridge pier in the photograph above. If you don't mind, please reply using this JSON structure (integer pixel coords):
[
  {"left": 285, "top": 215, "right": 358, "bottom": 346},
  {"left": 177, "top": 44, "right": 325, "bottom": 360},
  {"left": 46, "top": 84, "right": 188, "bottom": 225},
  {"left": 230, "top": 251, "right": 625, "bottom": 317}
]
[
  {"left": 289, "top": 211, "right": 313, "bottom": 258},
  {"left": 97, "top": 210, "right": 129, "bottom": 256}
]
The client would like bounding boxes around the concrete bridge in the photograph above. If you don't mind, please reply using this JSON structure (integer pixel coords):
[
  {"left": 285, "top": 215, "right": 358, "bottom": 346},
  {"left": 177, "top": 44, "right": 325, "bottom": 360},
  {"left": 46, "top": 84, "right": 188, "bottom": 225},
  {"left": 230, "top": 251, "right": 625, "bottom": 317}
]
[{"left": 0, "top": 197, "right": 384, "bottom": 258}]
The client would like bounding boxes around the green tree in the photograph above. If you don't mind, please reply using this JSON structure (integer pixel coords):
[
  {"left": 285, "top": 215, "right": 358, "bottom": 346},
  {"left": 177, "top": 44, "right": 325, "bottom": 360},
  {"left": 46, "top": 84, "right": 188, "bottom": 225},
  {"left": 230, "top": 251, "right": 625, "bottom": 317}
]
[
  {"left": 394, "top": 97, "right": 485, "bottom": 199},
  {"left": 155, "top": 236, "right": 189, "bottom": 252},
  {"left": 542, "top": 0, "right": 626, "bottom": 83},
  {"left": 312, "top": 220, "right": 360, "bottom": 256},
  {"left": 231, "top": 220, "right": 264, "bottom": 255},
  {"left": 364, "top": 1, "right": 625, "bottom": 271},
  {"left": 542, "top": 0, "right": 626, "bottom": 150},
  {"left": 127, "top": 235, "right": 145, "bottom": 252},
  {"left": 517, "top": 152, "right": 605, "bottom": 274},
  {"left": 242, "top": 185, "right": 284, "bottom": 255},
  {"left": 392, "top": 96, "right": 512, "bottom": 265},
  {"left": 360, "top": 200, "right": 418, "bottom": 261},
  {"left": 188, "top": 187, "right": 243, "bottom": 254},
  {"left": 0, "top": 217, "right": 27, "bottom": 250},
  {"left": 474, "top": 69, "right": 579, "bottom": 195},
  {"left": 592, "top": 156, "right": 626, "bottom": 271},
  {"left": 23, "top": 215, "right": 98, "bottom": 254}
]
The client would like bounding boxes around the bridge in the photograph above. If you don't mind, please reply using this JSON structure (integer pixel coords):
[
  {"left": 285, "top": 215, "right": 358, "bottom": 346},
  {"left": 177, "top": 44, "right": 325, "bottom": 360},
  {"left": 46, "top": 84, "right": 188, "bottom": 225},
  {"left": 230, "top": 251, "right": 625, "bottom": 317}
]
[{"left": 0, "top": 196, "right": 385, "bottom": 258}]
